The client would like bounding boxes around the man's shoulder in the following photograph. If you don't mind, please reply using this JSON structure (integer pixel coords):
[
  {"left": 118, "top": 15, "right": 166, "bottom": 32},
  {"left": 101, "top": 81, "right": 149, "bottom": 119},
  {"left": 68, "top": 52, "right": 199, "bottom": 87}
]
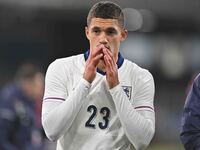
[
  {"left": 54, "top": 53, "right": 84, "bottom": 64},
  {"left": 194, "top": 73, "right": 200, "bottom": 86},
  {"left": 191, "top": 73, "right": 200, "bottom": 96},
  {"left": 48, "top": 53, "right": 84, "bottom": 69},
  {"left": 123, "top": 59, "right": 152, "bottom": 79},
  {"left": 45, "top": 53, "right": 85, "bottom": 79},
  {"left": 1, "top": 84, "right": 17, "bottom": 98},
  {"left": 0, "top": 84, "right": 22, "bottom": 105}
]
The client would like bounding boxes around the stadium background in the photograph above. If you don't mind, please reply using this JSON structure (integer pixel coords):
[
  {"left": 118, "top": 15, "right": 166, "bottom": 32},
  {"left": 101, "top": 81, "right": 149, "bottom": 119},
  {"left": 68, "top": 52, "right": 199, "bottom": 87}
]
[{"left": 0, "top": 0, "right": 200, "bottom": 149}]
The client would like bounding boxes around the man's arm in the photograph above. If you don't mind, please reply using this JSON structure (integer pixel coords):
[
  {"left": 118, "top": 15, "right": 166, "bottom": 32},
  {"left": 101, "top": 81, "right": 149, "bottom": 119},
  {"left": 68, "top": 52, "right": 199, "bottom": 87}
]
[
  {"left": 109, "top": 81, "right": 155, "bottom": 150},
  {"left": 180, "top": 74, "right": 200, "bottom": 150},
  {"left": 42, "top": 46, "right": 103, "bottom": 141},
  {"left": 41, "top": 60, "right": 91, "bottom": 141},
  {"left": 103, "top": 49, "right": 155, "bottom": 150}
]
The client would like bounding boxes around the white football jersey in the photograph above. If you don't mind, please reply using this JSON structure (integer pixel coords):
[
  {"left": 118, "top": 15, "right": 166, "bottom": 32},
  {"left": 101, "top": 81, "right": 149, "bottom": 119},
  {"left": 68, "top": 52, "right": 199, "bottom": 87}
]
[{"left": 42, "top": 51, "right": 155, "bottom": 150}]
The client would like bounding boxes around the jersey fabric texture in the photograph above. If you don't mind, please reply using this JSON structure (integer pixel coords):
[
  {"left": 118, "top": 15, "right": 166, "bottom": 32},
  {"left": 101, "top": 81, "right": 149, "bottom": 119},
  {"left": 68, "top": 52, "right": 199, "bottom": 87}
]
[
  {"left": 42, "top": 51, "right": 155, "bottom": 150},
  {"left": 180, "top": 73, "right": 200, "bottom": 150}
]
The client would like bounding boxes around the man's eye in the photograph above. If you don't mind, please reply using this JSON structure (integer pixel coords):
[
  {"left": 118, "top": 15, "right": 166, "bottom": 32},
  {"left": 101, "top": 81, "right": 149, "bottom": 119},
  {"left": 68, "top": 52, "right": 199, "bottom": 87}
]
[
  {"left": 106, "top": 30, "right": 117, "bottom": 35},
  {"left": 107, "top": 31, "right": 114, "bottom": 35},
  {"left": 93, "top": 30, "right": 100, "bottom": 34}
]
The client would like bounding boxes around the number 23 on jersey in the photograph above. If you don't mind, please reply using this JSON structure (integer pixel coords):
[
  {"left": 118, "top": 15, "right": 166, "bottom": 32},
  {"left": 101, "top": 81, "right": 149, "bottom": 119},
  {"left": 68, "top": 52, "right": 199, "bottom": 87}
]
[{"left": 85, "top": 105, "right": 111, "bottom": 129}]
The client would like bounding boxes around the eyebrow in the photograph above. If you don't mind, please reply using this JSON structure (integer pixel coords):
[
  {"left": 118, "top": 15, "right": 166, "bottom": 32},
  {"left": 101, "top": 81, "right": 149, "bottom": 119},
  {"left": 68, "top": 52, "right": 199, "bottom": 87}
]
[
  {"left": 91, "top": 26, "right": 100, "bottom": 31},
  {"left": 91, "top": 26, "right": 118, "bottom": 32},
  {"left": 106, "top": 27, "right": 117, "bottom": 32}
]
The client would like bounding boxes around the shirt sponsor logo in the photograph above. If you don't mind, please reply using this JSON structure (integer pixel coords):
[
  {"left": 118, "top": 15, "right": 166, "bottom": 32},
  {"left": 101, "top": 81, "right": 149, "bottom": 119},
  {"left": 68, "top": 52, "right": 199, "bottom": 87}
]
[{"left": 122, "top": 86, "right": 132, "bottom": 100}]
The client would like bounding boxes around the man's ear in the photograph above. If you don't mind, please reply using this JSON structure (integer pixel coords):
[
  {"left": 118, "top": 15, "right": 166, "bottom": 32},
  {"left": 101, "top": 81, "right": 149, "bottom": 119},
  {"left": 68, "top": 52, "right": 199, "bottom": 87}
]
[
  {"left": 85, "top": 26, "right": 90, "bottom": 40},
  {"left": 121, "top": 29, "right": 128, "bottom": 41}
]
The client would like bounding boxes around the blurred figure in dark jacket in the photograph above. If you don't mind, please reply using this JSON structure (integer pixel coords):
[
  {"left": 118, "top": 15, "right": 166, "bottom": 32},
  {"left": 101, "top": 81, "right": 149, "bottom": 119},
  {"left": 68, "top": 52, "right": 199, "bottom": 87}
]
[
  {"left": 180, "top": 73, "right": 200, "bottom": 150},
  {"left": 0, "top": 62, "right": 45, "bottom": 150}
]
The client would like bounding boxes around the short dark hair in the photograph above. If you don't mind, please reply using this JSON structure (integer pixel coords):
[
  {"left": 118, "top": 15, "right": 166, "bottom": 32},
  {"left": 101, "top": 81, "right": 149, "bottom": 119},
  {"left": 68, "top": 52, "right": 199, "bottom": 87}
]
[{"left": 87, "top": 1, "right": 124, "bottom": 28}]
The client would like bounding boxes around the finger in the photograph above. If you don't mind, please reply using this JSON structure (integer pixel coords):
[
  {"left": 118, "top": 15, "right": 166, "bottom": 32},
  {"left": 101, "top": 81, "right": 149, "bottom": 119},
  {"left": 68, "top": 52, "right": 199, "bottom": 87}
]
[
  {"left": 92, "top": 53, "right": 104, "bottom": 66},
  {"left": 103, "top": 48, "right": 115, "bottom": 63},
  {"left": 104, "top": 55, "right": 110, "bottom": 74},
  {"left": 103, "top": 49, "right": 116, "bottom": 68},
  {"left": 90, "top": 44, "right": 104, "bottom": 57},
  {"left": 102, "top": 48, "right": 112, "bottom": 59},
  {"left": 104, "top": 54, "right": 114, "bottom": 73},
  {"left": 104, "top": 54, "right": 111, "bottom": 68}
]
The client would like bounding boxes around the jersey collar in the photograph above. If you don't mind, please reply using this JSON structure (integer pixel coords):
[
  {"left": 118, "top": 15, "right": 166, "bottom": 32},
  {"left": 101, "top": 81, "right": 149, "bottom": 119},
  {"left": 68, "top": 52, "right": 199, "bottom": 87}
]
[{"left": 84, "top": 50, "right": 124, "bottom": 75}]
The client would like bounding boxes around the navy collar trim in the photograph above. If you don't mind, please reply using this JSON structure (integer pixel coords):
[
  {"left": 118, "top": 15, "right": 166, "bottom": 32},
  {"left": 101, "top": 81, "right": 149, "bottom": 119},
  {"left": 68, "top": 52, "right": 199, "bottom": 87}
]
[{"left": 84, "top": 50, "right": 124, "bottom": 75}]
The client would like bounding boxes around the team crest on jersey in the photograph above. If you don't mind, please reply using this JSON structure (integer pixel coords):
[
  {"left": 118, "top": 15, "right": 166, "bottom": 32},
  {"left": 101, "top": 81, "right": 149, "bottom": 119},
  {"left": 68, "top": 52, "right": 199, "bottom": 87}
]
[{"left": 122, "top": 86, "right": 132, "bottom": 100}]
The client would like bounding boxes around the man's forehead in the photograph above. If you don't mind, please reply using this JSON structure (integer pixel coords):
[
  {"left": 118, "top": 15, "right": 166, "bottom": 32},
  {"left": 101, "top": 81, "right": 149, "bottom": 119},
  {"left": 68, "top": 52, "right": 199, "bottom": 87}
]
[{"left": 89, "top": 18, "right": 120, "bottom": 28}]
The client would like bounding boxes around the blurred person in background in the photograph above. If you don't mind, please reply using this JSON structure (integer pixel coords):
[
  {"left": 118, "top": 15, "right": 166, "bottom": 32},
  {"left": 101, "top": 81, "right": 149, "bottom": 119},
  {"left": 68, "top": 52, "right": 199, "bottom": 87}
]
[
  {"left": 0, "top": 62, "right": 45, "bottom": 150},
  {"left": 42, "top": 1, "right": 155, "bottom": 150},
  {"left": 180, "top": 73, "right": 200, "bottom": 150}
]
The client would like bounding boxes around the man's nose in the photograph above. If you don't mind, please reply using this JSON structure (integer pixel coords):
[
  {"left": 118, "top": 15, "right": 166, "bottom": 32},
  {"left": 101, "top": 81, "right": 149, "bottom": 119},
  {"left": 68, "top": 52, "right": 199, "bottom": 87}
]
[{"left": 99, "top": 32, "right": 108, "bottom": 45}]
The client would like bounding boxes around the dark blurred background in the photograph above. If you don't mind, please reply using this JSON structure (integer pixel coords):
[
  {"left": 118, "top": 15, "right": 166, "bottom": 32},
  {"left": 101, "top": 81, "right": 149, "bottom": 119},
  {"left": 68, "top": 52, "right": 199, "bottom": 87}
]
[{"left": 0, "top": 0, "right": 200, "bottom": 149}]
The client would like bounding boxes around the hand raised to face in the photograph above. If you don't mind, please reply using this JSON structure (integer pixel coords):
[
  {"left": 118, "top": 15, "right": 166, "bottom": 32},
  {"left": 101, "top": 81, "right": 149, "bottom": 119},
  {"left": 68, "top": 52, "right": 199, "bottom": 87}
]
[
  {"left": 83, "top": 44, "right": 105, "bottom": 83},
  {"left": 103, "top": 48, "right": 119, "bottom": 89}
]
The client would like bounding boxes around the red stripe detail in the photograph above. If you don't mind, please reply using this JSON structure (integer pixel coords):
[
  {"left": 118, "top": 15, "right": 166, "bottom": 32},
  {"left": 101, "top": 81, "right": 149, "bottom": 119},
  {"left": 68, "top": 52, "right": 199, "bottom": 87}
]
[
  {"left": 43, "top": 97, "right": 65, "bottom": 101},
  {"left": 134, "top": 106, "right": 154, "bottom": 110}
]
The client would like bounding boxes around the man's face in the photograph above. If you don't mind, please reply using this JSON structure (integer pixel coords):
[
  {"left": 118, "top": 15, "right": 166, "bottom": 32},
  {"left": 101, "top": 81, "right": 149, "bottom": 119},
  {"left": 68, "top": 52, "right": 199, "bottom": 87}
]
[{"left": 85, "top": 17, "right": 127, "bottom": 62}]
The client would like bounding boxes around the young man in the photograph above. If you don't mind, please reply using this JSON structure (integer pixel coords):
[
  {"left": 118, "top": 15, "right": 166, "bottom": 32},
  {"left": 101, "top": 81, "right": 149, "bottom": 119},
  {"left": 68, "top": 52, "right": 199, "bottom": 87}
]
[
  {"left": 0, "top": 63, "right": 45, "bottom": 150},
  {"left": 42, "top": 1, "right": 155, "bottom": 150},
  {"left": 180, "top": 73, "right": 200, "bottom": 150}
]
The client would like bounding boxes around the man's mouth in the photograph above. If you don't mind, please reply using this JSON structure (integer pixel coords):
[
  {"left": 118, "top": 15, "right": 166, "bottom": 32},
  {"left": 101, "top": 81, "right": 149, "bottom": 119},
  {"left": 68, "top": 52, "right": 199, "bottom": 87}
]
[
  {"left": 104, "top": 45, "right": 110, "bottom": 50},
  {"left": 97, "top": 44, "right": 110, "bottom": 50}
]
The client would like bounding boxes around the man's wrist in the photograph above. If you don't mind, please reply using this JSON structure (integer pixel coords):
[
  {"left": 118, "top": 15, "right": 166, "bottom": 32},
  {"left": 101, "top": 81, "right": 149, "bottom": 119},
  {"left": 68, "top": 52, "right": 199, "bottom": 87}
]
[
  {"left": 108, "top": 79, "right": 119, "bottom": 89},
  {"left": 81, "top": 78, "right": 92, "bottom": 88},
  {"left": 108, "top": 81, "right": 120, "bottom": 90},
  {"left": 109, "top": 83, "right": 121, "bottom": 93}
]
